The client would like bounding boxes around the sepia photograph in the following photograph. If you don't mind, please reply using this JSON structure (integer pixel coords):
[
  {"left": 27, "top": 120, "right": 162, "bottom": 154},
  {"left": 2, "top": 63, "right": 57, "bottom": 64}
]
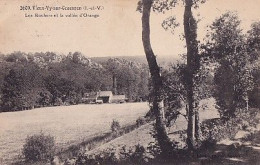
[{"left": 0, "top": 0, "right": 259, "bottom": 164}]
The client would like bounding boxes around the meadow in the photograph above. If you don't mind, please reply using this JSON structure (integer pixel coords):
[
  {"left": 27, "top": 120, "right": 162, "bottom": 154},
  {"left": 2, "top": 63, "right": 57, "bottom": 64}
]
[{"left": 0, "top": 102, "right": 149, "bottom": 164}]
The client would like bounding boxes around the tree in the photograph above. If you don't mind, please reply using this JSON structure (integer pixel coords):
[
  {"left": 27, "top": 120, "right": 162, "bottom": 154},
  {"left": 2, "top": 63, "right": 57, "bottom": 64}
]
[
  {"left": 204, "top": 12, "right": 254, "bottom": 118},
  {"left": 162, "top": 63, "right": 187, "bottom": 127},
  {"left": 183, "top": 0, "right": 201, "bottom": 150},
  {"left": 37, "top": 90, "right": 53, "bottom": 107},
  {"left": 139, "top": 0, "right": 207, "bottom": 151},
  {"left": 102, "top": 58, "right": 149, "bottom": 101},
  {"left": 151, "top": 0, "right": 206, "bottom": 149},
  {"left": 141, "top": 0, "right": 172, "bottom": 156},
  {"left": 247, "top": 21, "right": 260, "bottom": 61},
  {"left": 0, "top": 51, "right": 148, "bottom": 111},
  {"left": 247, "top": 21, "right": 260, "bottom": 108},
  {"left": 183, "top": 0, "right": 205, "bottom": 150},
  {"left": 1, "top": 69, "right": 24, "bottom": 111},
  {"left": 1, "top": 62, "right": 42, "bottom": 111}
]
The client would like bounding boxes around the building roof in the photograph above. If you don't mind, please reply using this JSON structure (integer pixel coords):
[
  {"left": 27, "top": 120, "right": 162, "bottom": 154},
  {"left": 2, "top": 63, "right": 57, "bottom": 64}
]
[{"left": 98, "top": 91, "right": 113, "bottom": 97}]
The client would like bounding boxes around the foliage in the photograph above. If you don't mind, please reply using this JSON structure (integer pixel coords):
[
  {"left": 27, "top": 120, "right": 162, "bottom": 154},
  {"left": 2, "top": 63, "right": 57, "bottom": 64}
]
[
  {"left": 1, "top": 63, "right": 42, "bottom": 111},
  {"left": 201, "top": 118, "right": 239, "bottom": 142},
  {"left": 76, "top": 148, "right": 118, "bottom": 165},
  {"left": 247, "top": 21, "right": 260, "bottom": 60},
  {"left": 36, "top": 90, "right": 53, "bottom": 107},
  {"left": 136, "top": 117, "right": 147, "bottom": 126},
  {"left": 247, "top": 21, "right": 260, "bottom": 108},
  {"left": 161, "top": 63, "right": 187, "bottom": 126},
  {"left": 140, "top": 0, "right": 210, "bottom": 151},
  {"left": 102, "top": 58, "right": 149, "bottom": 101},
  {"left": 161, "top": 61, "right": 212, "bottom": 137},
  {"left": 137, "top": 0, "right": 207, "bottom": 13},
  {"left": 241, "top": 130, "right": 260, "bottom": 144},
  {"left": 111, "top": 119, "right": 121, "bottom": 133},
  {"left": 76, "top": 145, "right": 148, "bottom": 165},
  {"left": 201, "top": 107, "right": 259, "bottom": 143},
  {"left": 119, "top": 144, "right": 148, "bottom": 164},
  {"left": 203, "top": 12, "right": 255, "bottom": 118},
  {"left": 248, "top": 84, "right": 260, "bottom": 108},
  {"left": 148, "top": 122, "right": 180, "bottom": 158},
  {"left": 0, "top": 52, "right": 149, "bottom": 112},
  {"left": 22, "top": 133, "right": 55, "bottom": 162},
  {"left": 161, "top": 16, "right": 179, "bottom": 34}
]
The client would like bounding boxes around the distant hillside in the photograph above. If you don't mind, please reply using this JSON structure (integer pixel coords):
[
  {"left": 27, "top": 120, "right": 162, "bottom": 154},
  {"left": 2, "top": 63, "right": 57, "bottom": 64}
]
[
  {"left": 90, "top": 55, "right": 180, "bottom": 69},
  {"left": 0, "top": 52, "right": 150, "bottom": 112}
]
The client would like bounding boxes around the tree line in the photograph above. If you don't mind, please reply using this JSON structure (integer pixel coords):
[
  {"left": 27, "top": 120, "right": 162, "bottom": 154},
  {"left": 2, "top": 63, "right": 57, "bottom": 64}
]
[{"left": 0, "top": 52, "right": 150, "bottom": 112}]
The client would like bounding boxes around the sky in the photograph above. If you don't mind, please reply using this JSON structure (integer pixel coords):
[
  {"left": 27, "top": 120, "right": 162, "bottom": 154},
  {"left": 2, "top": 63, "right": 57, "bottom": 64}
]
[{"left": 0, "top": 0, "right": 259, "bottom": 58}]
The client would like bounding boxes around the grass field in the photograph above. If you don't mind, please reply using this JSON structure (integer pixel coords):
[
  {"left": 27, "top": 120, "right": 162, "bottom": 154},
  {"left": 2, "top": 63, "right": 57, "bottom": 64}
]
[{"left": 0, "top": 102, "right": 149, "bottom": 164}]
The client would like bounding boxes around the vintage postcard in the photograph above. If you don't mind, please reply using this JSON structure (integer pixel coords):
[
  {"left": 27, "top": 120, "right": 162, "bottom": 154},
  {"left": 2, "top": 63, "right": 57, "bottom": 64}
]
[{"left": 0, "top": 0, "right": 259, "bottom": 164}]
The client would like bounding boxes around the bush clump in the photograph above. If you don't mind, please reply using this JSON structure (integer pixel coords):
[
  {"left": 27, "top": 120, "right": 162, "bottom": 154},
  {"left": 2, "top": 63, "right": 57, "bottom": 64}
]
[
  {"left": 136, "top": 117, "right": 147, "bottom": 127},
  {"left": 201, "top": 118, "right": 240, "bottom": 142},
  {"left": 22, "top": 133, "right": 55, "bottom": 162},
  {"left": 201, "top": 108, "right": 259, "bottom": 143},
  {"left": 111, "top": 120, "right": 121, "bottom": 132},
  {"left": 76, "top": 145, "right": 148, "bottom": 165},
  {"left": 76, "top": 148, "right": 118, "bottom": 165}
]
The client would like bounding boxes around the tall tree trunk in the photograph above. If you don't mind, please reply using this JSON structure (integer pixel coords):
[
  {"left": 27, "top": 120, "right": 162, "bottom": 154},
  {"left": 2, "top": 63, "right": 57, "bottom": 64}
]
[
  {"left": 113, "top": 75, "right": 117, "bottom": 95},
  {"left": 142, "top": 0, "right": 171, "bottom": 156},
  {"left": 195, "top": 103, "right": 201, "bottom": 140},
  {"left": 184, "top": 0, "right": 200, "bottom": 150}
]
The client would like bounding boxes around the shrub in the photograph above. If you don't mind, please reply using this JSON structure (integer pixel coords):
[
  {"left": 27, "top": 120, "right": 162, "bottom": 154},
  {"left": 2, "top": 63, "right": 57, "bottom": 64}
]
[
  {"left": 120, "top": 144, "right": 147, "bottom": 164},
  {"left": 22, "top": 133, "right": 55, "bottom": 162},
  {"left": 136, "top": 117, "right": 146, "bottom": 127},
  {"left": 111, "top": 120, "right": 120, "bottom": 132},
  {"left": 201, "top": 107, "right": 259, "bottom": 144},
  {"left": 53, "top": 97, "right": 63, "bottom": 106},
  {"left": 146, "top": 142, "right": 161, "bottom": 158},
  {"left": 200, "top": 118, "right": 240, "bottom": 142},
  {"left": 241, "top": 131, "right": 259, "bottom": 143},
  {"left": 198, "top": 137, "right": 217, "bottom": 153},
  {"left": 76, "top": 148, "right": 118, "bottom": 165},
  {"left": 76, "top": 145, "right": 148, "bottom": 165}
]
